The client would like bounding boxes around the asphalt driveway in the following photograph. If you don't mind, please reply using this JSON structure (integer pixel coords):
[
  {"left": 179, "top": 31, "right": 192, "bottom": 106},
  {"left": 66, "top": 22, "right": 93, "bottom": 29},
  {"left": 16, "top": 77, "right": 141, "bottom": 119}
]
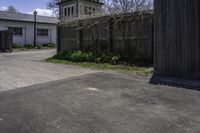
[
  {"left": 0, "top": 50, "right": 200, "bottom": 133},
  {"left": 0, "top": 72, "right": 200, "bottom": 133},
  {"left": 0, "top": 50, "right": 99, "bottom": 92}
]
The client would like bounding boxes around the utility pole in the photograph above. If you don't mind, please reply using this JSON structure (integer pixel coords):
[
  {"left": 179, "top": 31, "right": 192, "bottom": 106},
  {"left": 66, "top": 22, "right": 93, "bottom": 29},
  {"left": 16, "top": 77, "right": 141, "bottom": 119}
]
[{"left": 33, "top": 10, "right": 37, "bottom": 47}]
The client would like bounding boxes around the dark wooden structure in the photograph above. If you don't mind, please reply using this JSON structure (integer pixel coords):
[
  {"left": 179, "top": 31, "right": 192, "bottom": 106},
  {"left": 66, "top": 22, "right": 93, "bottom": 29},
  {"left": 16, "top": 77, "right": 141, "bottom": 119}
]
[
  {"left": 58, "top": 13, "right": 154, "bottom": 62},
  {"left": 154, "top": 0, "right": 200, "bottom": 79},
  {"left": 0, "top": 30, "right": 13, "bottom": 52}
]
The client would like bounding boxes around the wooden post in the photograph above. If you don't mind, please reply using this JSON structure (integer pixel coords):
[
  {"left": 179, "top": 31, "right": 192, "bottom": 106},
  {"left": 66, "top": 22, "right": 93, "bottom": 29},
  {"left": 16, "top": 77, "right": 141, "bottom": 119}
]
[
  {"left": 57, "top": 27, "right": 61, "bottom": 53},
  {"left": 0, "top": 30, "right": 13, "bottom": 52},
  {"left": 151, "top": 0, "right": 200, "bottom": 89},
  {"left": 34, "top": 11, "right": 37, "bottom": 47}
]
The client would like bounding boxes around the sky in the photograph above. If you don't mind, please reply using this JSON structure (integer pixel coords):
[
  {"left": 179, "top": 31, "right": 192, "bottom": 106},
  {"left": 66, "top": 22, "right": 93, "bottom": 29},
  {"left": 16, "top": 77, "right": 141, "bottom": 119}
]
[
  {"left": 0, "top": 0, "right": 54, "bottom": 16},
  {"left": 0, "top": 0, "right": 154, "bottom": 16}
]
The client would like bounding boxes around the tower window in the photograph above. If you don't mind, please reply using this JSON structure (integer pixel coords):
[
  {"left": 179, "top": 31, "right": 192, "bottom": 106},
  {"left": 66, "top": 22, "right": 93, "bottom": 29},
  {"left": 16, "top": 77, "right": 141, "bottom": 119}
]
[
  {"left": 68, "top": 7, "right": 70, "bottom": 16},
  {"left": 71, "top": 6, "right": 74, "bottom": 15},
  {"left": 88, "top": 7, "right": 92, "bottom": 15},
  {"left": 84, "top": 6, "right": 88, "bottom": 14},
  {"left": 64, "top": 8, "right": 67, "bottom": 16},
  {"left": 93, "top": 8, "right": 95, "bottom": 13}
]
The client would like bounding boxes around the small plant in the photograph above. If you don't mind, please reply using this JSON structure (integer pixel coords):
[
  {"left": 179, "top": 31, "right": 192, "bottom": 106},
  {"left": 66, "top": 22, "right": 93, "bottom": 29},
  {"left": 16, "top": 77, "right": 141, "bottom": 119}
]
[
  {"left": 95, "top": 57, "right": 101, "bottom": 63},
  {"left": 111, "top": 55, "right": 120, "bottom": 65},
  {"left": 53, "top": 51, "right": 69, "bottom": 60},
  {"left": 37, "top": 45, "right": 42, "bottom": 49},
  {"left": 24, "top": 44, "right": 34, "bottom": 49},
  {"left": 100, "top": 53, "right": 111, "bottom": 63},
  {"left": 69, "top": 51, "right": 93, "bottom": 62},
  {"left": 42, "top": 43, "right": 55, "bottom": 48},
  {"left": 47, "top": 43, "right": 55, "bottom": 48},
  {"left": 13, "top": 44, "right": 23, "bottom": 49}
]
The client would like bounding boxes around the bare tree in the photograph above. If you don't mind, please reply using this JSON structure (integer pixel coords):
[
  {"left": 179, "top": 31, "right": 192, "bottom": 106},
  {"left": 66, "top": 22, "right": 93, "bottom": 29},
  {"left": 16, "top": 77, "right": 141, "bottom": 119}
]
[
  {"left": 103, "top": 0, "right": 153, "bottom": 14},
  {"left": 46, "top": 0, "right": 60, "bottom": 15},
  {"left": 102, "top": 0, "right": 114, "bottom": 13},
  {"left": 46, "top": 0, "right": 152, "bottom": 16},
  {"left": 5, "top": 6, "right": 19, "bottom": 13}
]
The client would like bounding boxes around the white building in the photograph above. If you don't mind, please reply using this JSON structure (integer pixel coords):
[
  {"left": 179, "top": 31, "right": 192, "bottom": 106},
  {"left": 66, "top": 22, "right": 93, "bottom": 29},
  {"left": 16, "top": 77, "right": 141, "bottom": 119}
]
[
  {"left": 58, "top": 0, "right": 104, "bottom": 19},
  {"left": 0, "top": 11, "right": 59, "bottom": 45}
]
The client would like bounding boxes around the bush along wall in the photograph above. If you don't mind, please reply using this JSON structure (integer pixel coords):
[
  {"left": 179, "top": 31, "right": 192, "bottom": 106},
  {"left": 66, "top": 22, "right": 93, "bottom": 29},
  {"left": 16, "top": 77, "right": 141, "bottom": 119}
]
[
  {"left": 13, "top": 43, "right": 56, "bottom": 49},
  {"left": 53, "top": 50, "right": 152, "bottom": 65}
]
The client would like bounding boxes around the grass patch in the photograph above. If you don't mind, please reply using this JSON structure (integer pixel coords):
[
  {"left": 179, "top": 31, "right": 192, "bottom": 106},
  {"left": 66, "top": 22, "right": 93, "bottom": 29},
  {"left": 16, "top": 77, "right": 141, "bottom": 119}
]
[{"left": 47, "top": 58, "right": 154, "bottom": 75}]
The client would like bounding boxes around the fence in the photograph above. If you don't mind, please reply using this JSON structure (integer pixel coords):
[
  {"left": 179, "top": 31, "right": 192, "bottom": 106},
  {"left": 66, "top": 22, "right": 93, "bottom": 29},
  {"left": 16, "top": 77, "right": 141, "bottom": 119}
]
[
  {"left": 57, "top": 13, "right": 154, "bottom": 62},
  {"left": 154, "top": 0, "right": 200, "bottom": 79},
  {"left": 0, "top": 30, "right": 13, "bottom": 52}
]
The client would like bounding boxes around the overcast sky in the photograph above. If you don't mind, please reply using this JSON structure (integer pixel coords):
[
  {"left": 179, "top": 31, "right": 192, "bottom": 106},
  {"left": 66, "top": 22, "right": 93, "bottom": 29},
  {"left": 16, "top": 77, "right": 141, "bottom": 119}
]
[
  {"left": 0, "top": 0, "right": 154, "bottom": 16},
  {"left": 0, "top": 0, "right": 54, "bottom": 16}
]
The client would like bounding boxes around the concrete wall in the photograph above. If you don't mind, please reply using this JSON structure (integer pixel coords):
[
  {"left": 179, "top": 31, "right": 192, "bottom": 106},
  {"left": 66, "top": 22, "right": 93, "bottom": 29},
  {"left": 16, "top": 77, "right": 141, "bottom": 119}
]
[{"left": 0, "top": 20, "right": 57, "bottom": 45}]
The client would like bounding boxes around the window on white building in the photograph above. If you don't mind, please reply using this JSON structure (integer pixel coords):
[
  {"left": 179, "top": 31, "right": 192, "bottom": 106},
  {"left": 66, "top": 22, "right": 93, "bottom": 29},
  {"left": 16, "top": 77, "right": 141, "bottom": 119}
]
[
  {"left": 37, "top": 29, "right": 48, "bottom": 37},
  {"left": 8, "top": 27, "right": 23, "bottom": 36}
]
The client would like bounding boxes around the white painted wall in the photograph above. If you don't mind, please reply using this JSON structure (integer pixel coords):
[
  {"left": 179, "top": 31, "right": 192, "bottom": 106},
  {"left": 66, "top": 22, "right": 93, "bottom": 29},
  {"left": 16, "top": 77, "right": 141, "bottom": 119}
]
[{"left": 0, "top": 20, "right": 57, "bottom": 45}]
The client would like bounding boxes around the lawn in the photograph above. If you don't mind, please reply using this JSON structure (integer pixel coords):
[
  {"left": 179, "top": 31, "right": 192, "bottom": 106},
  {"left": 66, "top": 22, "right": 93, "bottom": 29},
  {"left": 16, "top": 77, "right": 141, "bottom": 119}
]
[{"left": 47, "top": 58, "right": 154, "bottom": 75}]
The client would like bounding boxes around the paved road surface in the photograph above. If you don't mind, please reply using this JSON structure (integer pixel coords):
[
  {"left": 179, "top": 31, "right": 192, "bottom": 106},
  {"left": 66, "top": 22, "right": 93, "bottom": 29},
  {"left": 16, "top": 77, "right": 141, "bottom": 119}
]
[
  {"left": 0, "top": 50, "right": 99, "bottom": 92},
  {"left": 0, "top": 50, "right": 200, "bottom": 133},
  {"left": 0, "top": 72, "right": 200, "bottom": 133}
]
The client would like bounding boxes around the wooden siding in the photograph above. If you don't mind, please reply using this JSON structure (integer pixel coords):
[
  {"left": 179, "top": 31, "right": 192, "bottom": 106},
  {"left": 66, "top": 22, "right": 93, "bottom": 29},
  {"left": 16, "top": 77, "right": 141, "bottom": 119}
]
[
  {"left": 0, "top": 30, "right": 13, "bottom": 52},
  {"left": 58, "top": 14, "right": 154, "bottom": 62},
  {"left": 154, "top": 0, "right": 200, "bottom": 78}
]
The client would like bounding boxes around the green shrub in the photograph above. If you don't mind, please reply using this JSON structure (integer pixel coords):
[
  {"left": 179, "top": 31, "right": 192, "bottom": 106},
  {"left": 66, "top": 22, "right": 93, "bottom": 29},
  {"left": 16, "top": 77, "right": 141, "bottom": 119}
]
[
  {"left": 37, "top": 45, "right": 42, "bottom": 49},
  {"left": 53, "top": 51, "right": 69, "bottom": 60},
  {"left": 53, "top": 50, "right": 121, "bottom": 64},
  {"left": 42, "top": 43, "right": 55, "bottom": 48},
  {"left": 94, "top": 57, "right": 101, "bottom": 63},
  {"left": 13, "top": 44, "right": 23, "bottom": 49},
  {"left": 42, "top": 43, "right": 48, "bottom": 47},
  {"left": 94, "top": 52, "right": 121, "bottom": 64},
  {"left": 48, "top": 43, "right": 55, "bottom": 48},
  {"left": 69, "top": 51, "right": 93, "bottom": 62},
  {"left": 111, "top": 55, "right": 120, "bottom": 65},
  {"left": 13, "top": 43, "right": 55, "bottom": 49},
  {"left": 100, "top": 53, "right": 111, "bottom": 63},
  {"left": 24, "top": 44, "right": 34, "bottom": 49}
]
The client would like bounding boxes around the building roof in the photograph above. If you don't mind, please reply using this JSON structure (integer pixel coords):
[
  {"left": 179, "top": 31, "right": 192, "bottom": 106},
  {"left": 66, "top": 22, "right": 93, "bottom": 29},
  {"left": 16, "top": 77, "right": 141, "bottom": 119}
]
[
  {"left": 57, "top": 0, "right": 104, "bottom": 5},
  {"left": 0, "top": 11, "right": 59, "bottom": 24}
]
